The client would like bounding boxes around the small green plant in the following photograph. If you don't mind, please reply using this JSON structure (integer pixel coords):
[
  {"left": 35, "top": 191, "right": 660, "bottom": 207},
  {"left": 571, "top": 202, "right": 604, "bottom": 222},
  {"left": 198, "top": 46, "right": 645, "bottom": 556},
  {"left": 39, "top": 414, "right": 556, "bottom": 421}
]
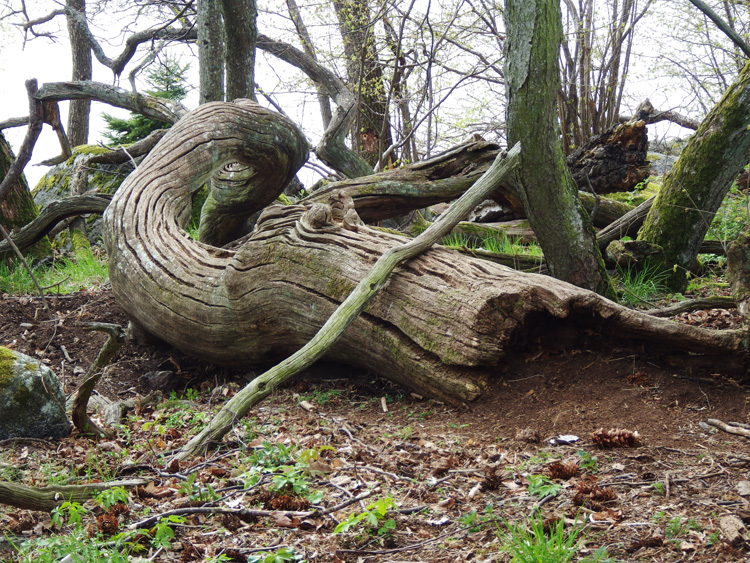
[
  {"left": 441, "top": 232, "right": 472, "bottom": 248},
  {"left": 665, "top": 517, "right": 702, "bottom": 539},
  {"left": 247, "top": 547, "right": 306, "bottom": 563},
  {"left": 480, "top": 231, "right": 544, "bottom": 257},
  {"left": 652, "top": 482, "right": 665, "bottom": 495},
  {"left": 459, "top": 503, "right": 496, "bottom": 533},
  {"left": 525, "top": 475, "right": 561, "bottom": 499},
  {"left": 300, "top": 389, "right": 343, "bottom": 405},
  {"left": 0, "top": 250, "right": 108, "bottom": 295},
  {"left": 95, "top": 486, "right": 129, "bottom": 511},
  {"left": 498, "top": 516, "right": 613, "bottom": 563},
  {"left": 51, "top": 501, "right": 88, "bottom": 529},
  {"left": 178, "top": 472, "right": 220, "bottom": 502},
  {"left": 334, "top": 497, "right": 397, "bottom": 536},
  {"left": 577, "top": 450, "right": 599, "bottom": 474},
  {"left": 150, "top": 514, "right": 187, "bottom": 549}
]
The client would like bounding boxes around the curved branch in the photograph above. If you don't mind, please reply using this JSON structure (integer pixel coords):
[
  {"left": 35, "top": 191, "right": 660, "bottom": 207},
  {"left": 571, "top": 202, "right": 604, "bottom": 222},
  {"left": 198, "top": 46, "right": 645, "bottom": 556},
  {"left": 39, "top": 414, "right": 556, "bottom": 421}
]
[
  {"left": 35, "top": 81, "right": 188, "bottom": 124},
  {"left": 64, "top": 6, "right": 195, "bottom": 77},
  {"left": 0, "top": 194, "right": 111, "bottom": 255},
  {"left": 0, "top": 80, "right": 42, "bottom": 205},
  {"left": 687, "top": 0, "right": 750, "bottom": 59},
  {"left": 257, "top": 34, "right": 373, "bottom": 178}
]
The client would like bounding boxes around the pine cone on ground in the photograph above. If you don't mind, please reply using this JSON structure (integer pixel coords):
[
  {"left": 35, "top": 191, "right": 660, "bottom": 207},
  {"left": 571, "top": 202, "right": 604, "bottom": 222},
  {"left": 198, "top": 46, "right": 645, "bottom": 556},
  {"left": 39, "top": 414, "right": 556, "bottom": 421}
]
[{"left": 591, "top": 428, "right": 641, "bottom": 448}]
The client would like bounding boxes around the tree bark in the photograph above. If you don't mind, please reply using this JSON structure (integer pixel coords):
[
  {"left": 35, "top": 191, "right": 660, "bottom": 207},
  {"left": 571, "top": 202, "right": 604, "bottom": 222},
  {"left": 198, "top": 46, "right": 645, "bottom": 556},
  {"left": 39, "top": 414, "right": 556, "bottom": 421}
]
[
  {"left": 198, "top": 0, "right": 225, "bottom": 103},
  {"left": 0, "top": 131, "right": 49, "bottom": 258},
  {"left": 65, "top": 0, "right": 92, "bottom": 147},
  {"left": 332, "top": 0, "right": 393, "bottom": 167},
  {"left": 103, "top": 100, "right": 747, "bottom": 411},
  {"left": 504, "top": 0, "right": 613, "bottom": 297},
  {"left": 638, "top": 61, "right": 750, "bottom": 291},
  {"left": 221, "top": 0, "right": 257, "bottom": 101},
  {"left": 173, "top": 145, "right": 522, "bottom": 459},
  {"left": 0, "top": 479, "right": 146, "bottom": 512}
]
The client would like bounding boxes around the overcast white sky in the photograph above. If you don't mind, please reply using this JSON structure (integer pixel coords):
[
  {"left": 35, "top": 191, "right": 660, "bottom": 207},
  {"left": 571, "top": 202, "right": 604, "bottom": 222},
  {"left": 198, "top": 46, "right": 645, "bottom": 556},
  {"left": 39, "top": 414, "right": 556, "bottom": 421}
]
[
  {"left": 0, "top": 24, "right": 128, "bottom": 187},
  {"left": 0, "top": 2, "right": 705, "bottom": 192}
]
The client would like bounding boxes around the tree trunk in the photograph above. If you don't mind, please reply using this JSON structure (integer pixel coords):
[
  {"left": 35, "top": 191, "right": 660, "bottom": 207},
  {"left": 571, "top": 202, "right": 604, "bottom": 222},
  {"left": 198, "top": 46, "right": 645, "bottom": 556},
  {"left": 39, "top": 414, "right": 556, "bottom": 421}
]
[
  {"left": 221, "top": 0, "right": 257, "bottom": 101},
  {"left": 638, "top": 61, "right": 750, "bottom": 291},
  {"left": 332, "top": 0, "right": 393, "bottom": 167},
  {"left": 0, "top": 132, "right": 50, "bottom": 259},
  {"left": 198, "top": 0, "right": 225, "bottom": 103},
  {"left": 504, "top": 0, "right": 613, "bottom": 297},
  {"left": 66, "top": 0, "right": 92, "bottom": 147},
  {"left": 103, "top": 100, "right": 746, "bottom": 408}
]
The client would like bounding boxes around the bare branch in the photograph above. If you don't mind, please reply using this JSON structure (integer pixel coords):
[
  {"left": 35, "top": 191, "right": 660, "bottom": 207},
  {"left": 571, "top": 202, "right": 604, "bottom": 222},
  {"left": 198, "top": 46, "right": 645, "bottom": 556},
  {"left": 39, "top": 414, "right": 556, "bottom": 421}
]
[{"left": 687, "top": 0, "right": 750, "bottom": 59}]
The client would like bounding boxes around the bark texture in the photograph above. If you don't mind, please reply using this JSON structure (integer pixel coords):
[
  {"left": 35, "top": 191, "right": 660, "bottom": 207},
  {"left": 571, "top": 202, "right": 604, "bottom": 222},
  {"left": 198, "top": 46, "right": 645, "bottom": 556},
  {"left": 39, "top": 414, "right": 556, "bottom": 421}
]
[
  {"left": 198, "top": 0, "right": 225, "bottom": 103},
  {"left": 504, "top": 0, "right": 613, "bottom": 297},
  {"left": 638, "top": 62, "right": 750, "bottom": 291},
  {"left": 221, "top": 0, "right": 257, "bottom": 101},
  {"left": 104, "top": 101, "right": 746, "bottom": 406},
  {"left": 66, "top": 0, "right": 92, "bottom": 146}
]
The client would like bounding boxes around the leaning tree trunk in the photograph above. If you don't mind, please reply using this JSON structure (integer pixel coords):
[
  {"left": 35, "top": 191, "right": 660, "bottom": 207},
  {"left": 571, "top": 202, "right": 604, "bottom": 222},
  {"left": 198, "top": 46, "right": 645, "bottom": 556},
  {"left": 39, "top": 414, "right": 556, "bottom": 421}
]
[
  {"left": 638, "top": 61, "right": 750, "bottom": 291},
  {"left": 0, "top": 131, "right": 50, "bottom": 259},
  {"left": 103, "top": 100, "right": 747, "bottom": 406},
  {"left": 504, "top": 0, "right": 614, "bottom": 298}
]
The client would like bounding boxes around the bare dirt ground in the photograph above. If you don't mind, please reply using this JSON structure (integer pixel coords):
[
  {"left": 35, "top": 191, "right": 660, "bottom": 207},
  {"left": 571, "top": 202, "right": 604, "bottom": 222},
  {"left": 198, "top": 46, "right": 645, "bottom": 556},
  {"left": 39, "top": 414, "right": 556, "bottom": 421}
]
[{"left": 2, "top": 288, "right": 750, "bottom": 562}]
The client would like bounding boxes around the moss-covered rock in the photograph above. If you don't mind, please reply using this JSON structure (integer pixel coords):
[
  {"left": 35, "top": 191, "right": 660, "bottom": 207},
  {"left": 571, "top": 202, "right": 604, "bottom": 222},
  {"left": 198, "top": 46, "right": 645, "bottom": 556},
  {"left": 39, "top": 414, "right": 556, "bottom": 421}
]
[
  {"left": 0, "top": 346, "right": 70, "bottom": 441},
  {"left": 32, "top": 146, "right": 138, "bottom": 245}
]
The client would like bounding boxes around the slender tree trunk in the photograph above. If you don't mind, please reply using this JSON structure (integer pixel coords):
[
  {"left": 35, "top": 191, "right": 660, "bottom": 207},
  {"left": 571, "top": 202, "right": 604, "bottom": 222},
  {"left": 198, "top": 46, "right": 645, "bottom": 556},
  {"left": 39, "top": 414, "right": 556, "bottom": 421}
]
[
  {"left": 221, "top": 0, "right": 257, "bottom": 101},
  {"left": 638, "top": 61, "right": 750, "bottom": 291},
  {"left": 504, "top": 0, "right": 613, "bottom": 297},
  {"left": 198, "top": 0, "right": 225, "bottom": 103},
  {"left": 287, "top": 0, "right": 332, "bottom": 127},
  {"left": 66, "top": 0, "right": 92, "bottom": 147}
]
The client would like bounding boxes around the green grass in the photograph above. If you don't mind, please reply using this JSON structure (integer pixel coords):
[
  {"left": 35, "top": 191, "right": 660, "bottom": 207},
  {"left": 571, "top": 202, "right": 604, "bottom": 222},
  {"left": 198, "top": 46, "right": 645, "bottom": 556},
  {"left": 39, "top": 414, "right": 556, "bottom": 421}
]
[
  {"left": 441, "top": 230, "right": 543, "bottom": 257},
  {"left": 0, "top": 249, "right": 108, "bottom": 295},
  {"left": 498, "top": 516, "right": 616, "bottom": 563},
  {"left": 614, "top": 262, "right": 671, "bottom": 308}
]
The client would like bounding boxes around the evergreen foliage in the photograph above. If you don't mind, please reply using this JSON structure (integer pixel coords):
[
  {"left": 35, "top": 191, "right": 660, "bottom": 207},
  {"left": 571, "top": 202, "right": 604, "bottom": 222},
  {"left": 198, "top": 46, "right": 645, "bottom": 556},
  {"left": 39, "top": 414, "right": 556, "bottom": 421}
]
[{"left": 102, "top": 57, "right": 190, "bottom": 146}]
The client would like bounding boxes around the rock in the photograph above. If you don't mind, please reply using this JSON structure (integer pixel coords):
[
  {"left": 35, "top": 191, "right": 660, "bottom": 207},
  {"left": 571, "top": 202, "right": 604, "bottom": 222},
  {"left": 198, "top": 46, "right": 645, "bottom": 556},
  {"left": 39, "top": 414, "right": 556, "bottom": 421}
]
[
  {"left": 138, "top": 370, "right": 182, "bottom": 392},
  {"left": 32, "top": 145, "right": 137, "bottom": 245},
  {"left": 0, "top": 346, "right": 70, "bottom": 441},
  {"left": 719, "top": 514, "right": 746, "bottom": 546}
]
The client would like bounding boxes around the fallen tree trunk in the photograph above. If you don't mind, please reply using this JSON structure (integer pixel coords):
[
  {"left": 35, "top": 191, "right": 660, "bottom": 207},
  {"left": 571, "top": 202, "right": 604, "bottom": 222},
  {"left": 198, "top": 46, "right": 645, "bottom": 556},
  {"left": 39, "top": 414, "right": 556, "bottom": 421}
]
[
  {"left": 305, "top": 142, "right": 633, "bottom": 228},
  {"left": 103, "top": 100, "right": 748, "bottom": 412},
  {"left": 172, "top": 144, "right": 523, "bottom": 460},
  {"left": 0, "top": 479, "right": 146, "bottom": 511}
]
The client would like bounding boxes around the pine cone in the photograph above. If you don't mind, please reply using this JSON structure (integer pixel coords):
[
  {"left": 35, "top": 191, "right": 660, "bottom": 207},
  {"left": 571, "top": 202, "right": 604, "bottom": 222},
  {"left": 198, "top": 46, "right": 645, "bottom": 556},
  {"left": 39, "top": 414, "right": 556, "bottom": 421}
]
[
  {"left": 591, "top": 428, "right": 641, "bottom": 448},
  {"left": 546, "top": 461, "right": 580, "bottom": 479}
]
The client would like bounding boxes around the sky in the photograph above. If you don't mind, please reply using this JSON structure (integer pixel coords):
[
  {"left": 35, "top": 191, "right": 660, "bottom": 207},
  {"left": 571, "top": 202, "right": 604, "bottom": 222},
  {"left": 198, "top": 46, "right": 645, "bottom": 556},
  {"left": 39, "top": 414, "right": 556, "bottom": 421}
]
[{"left": 0, "top": 1, "right": 712, "bottom": 192}]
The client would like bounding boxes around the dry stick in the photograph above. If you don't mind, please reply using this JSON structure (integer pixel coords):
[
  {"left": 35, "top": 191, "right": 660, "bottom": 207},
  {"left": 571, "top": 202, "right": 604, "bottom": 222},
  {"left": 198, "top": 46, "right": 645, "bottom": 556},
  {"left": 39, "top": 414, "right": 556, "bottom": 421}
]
[
  {"left": 171, "top": 143, "right": 522, "bottom": 462},
  {"left": 706, "top": 419, "right": 750, "bottom": 438},
  {"left": 70, "top": 323, "right": 126, "bottom": 438}
]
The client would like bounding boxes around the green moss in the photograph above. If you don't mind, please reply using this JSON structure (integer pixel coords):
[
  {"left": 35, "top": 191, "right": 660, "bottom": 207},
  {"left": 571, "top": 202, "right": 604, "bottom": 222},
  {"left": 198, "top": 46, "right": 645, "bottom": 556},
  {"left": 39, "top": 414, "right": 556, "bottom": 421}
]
[
  {"left": 0, "top": 347, "right": 17, "bottom": 385},
  {"left": 325, "top": 277, "right": 356, "bottom": 301},
  {"left": 72, "top": 144, "right": 114, "bottom": 157}
]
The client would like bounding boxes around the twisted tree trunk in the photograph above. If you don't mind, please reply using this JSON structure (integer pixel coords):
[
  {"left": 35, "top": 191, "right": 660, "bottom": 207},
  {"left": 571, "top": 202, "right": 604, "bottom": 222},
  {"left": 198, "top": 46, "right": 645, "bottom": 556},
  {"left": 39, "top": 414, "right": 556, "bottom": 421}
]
[{"left": 104, "top": 100, "right": 747, "bottom": 410}]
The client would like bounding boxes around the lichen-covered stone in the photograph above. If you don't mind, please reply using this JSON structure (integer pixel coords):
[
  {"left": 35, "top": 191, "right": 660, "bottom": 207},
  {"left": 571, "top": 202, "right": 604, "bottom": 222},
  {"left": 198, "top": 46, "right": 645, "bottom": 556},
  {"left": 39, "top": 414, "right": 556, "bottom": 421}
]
[
  {"left": 32, "top": 146, "right": 137, "bottom": 244},
  {"left": 0, "top": 346, "right": 70, "bottom": 441}
]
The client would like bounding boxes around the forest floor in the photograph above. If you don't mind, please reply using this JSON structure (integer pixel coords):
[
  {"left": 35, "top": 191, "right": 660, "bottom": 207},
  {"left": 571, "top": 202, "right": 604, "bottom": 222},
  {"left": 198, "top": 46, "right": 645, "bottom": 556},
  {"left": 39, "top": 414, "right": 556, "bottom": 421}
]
[{"left": 1, "top": 287, "right": 750, "bottom": 562}]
